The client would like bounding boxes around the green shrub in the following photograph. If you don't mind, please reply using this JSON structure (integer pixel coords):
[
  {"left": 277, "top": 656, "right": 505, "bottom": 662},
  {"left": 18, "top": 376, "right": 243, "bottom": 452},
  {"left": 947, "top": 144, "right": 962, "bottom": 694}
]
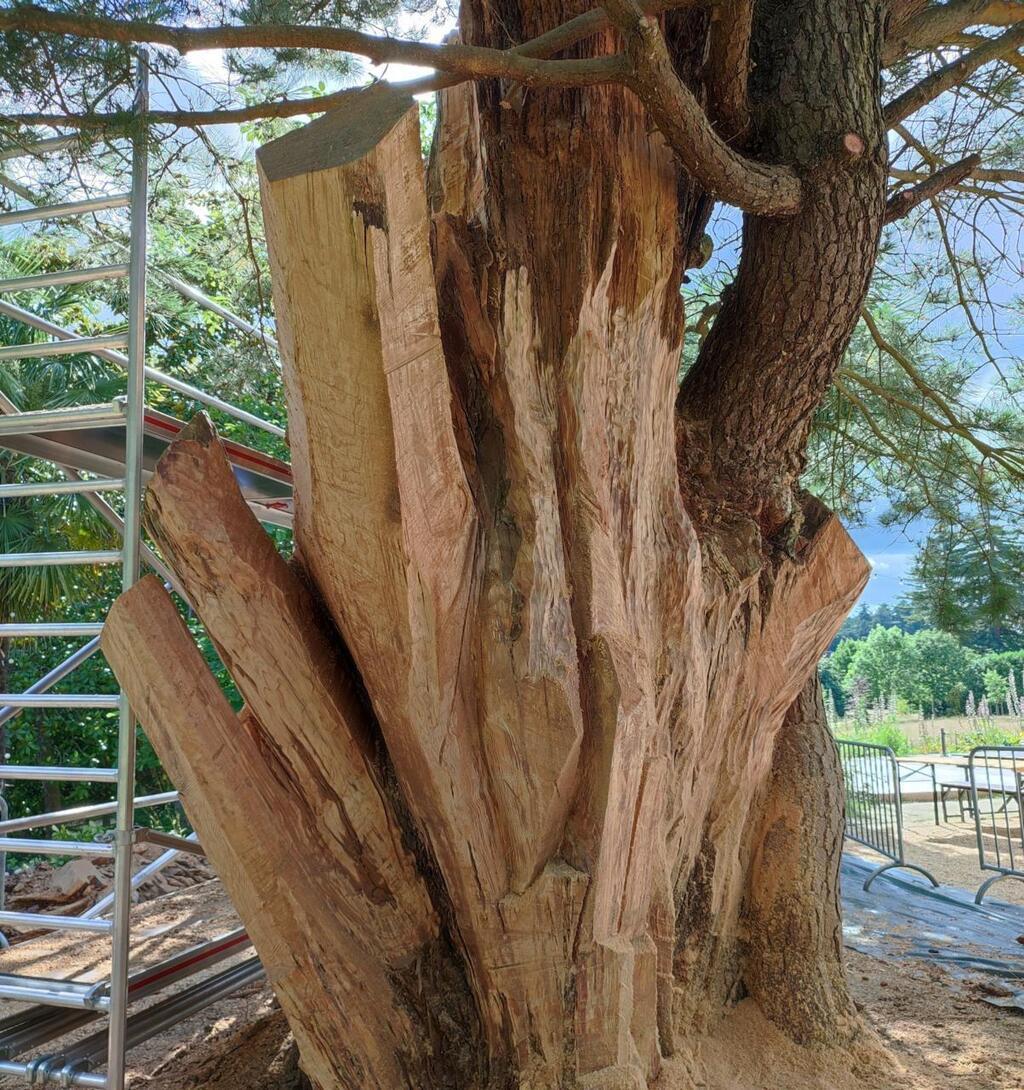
[{"left": 843, "top": 719, "right": 912, "bottom": 755}]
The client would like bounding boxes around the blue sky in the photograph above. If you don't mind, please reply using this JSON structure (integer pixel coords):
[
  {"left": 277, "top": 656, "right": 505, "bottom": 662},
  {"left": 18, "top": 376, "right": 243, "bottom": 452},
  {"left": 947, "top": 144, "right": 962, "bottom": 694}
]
[{"left": 848, "top": 523, "right": 918, "bottom": 605}]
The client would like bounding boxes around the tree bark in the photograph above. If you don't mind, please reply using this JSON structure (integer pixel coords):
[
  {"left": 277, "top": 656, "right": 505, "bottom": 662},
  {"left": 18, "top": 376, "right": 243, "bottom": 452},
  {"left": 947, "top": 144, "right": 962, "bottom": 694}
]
[
  {"left": 677, "top": 0, "right": 887, "bottom": 538},
  {"left": 102, "top": 0, "right": 887, "bottom": 1085},
  {"left": 742, "top": 677, "right": 856, "bottom": 1046}
]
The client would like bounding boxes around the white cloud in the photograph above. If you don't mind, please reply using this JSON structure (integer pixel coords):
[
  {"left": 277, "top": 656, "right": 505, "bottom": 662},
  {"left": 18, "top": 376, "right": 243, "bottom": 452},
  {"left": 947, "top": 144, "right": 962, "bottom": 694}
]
[
  {"left": 188, "top": 48, "right": 230, "bottom": 82},
  {"left": 865, "top": 551, "right": 914, "bottom": 576}
]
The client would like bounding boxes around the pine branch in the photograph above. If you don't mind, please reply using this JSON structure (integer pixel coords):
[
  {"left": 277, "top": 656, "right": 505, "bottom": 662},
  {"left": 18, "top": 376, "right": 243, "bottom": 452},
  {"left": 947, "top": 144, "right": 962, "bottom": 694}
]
[
  {"left": 0, "top": 5, "right": 630, "bottom": 89},
  {"left": 1, "top": 91, "right": 358, "bottom": 128},
  {"left": 855, "top": 310, "right": 1024, "bottom": 478},
  {"left": 0, "top": 0, "right": 805, "bottom": 216},
  {"left": 883, "top": 22, "right": 1024, "bottom": 124},
  {"left": 601, "top": 0, "right": 803, "bottom": 215},
  {"left": 0, "top": 0, "right": 691, "bottom": 131},
  {"left": 883, "top": 152, "right": 982, "bottom": 221},
  {"left": 883, "top": 0, "right": 1024, "bottom": 66},
  {"left": 949, "top": 30, "right": 1024, "bottom": 71}
]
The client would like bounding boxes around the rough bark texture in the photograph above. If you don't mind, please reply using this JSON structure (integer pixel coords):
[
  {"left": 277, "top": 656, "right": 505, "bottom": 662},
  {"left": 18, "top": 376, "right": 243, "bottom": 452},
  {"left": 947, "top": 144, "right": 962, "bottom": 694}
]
[
  {"left": 742, "top": 676, "right": 856, "bottom": 1046},
  {"left": 102, "top": 0, "right": 887, "bottom": 1086},
  {"left": 677, "top": 0, "right": 887, "bottom": 538}
]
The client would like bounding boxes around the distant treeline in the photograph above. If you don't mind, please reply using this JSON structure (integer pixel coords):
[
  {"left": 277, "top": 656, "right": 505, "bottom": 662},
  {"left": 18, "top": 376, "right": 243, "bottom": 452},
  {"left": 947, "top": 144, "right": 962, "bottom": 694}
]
[
  {"left": 831, "top": 599, "right": 1024, "bottom": 656},
  {"left": 821, "top": 615, "right": 1024, "bottom": 717}
]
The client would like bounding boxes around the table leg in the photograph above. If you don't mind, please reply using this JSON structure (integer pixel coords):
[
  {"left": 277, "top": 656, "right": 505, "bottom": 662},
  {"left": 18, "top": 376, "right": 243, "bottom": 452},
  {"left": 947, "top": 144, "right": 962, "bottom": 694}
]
[{"left": 931, "top": 763, "right": 939, "bottom": 826}]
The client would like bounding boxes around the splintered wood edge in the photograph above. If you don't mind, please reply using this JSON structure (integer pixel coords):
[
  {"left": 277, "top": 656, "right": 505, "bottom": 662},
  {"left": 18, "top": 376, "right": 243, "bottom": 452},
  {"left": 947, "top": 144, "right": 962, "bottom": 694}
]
[{"left": 257, "top": 84, "right": 416, "bottom": 182}]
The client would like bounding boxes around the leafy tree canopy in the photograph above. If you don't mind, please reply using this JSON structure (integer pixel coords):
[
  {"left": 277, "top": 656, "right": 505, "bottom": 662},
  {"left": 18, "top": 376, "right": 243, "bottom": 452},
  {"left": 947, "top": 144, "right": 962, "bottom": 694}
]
[{"left": 822, "top": 622, "right": 1024, "bottom": 716}]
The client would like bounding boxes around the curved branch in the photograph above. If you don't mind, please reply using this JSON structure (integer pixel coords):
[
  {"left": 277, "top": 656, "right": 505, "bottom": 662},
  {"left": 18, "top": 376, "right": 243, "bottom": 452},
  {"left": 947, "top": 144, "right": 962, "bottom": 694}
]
[
  {"left": 0, "top": 6, "right": 628, "bottom": 88},
  {"left": 703, "top": 0, "right": 753, "bottom": 142},
  {"left": 884, "top": 151, "right": 982, "bottom": 221},
  {"left": 883, "top": 22, "right": 1024, "bottom": 123},
  {"left": 883, "top": 0, "right": 1024, "bottom": 66},
  {"left": 603, "top": 0, "right": 803, "bottom": 215},
  {"left": 948, "top": 29, "right": 1024, "bottom": 71},
  {"left": 0, "top": 0, "right": 705, "bottom": 132}
]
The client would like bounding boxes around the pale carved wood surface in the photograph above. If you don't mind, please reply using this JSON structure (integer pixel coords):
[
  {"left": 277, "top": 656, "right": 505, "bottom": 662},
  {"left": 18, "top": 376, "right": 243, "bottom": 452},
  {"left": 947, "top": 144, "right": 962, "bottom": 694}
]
[
  {"left": 102, "top": 578, "right": 436, "bottom": 1090},
  {"left": 104, "top": 84, "right": 871, "bottom": 1090}
]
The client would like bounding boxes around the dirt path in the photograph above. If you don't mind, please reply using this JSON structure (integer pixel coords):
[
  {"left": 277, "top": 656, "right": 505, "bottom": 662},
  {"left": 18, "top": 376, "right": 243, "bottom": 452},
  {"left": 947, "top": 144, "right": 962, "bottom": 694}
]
[
  {"left": 1, "top": 858, "right": 1020, "bottom": 1089},
  {"left": 847, "top": 799, "right": 1024, "bottom": 907}
]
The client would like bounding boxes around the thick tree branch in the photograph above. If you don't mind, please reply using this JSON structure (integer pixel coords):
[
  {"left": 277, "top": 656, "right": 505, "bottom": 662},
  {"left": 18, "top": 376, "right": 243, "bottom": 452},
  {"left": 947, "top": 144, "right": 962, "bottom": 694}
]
[
  {"left": 883, "top": 21, "right": 1024, "bottom": 123},
  {"left": 1, "top": 92, "right": 355, "bottom": 129},
  {"left": 950, "top": 29, "right": 1024, "bottom": 70},
  {"left": 883, "top": 0, "right": 1024, "bottom": 65},
  {"left": 883, "top": 151, "right": 981, "bottom": 220},
  {"left": 888, "top": 0, "right": 931, "bottom": 24},
  {"left": 0, "top": 5, "right": 628, "bottom": 88},
  {"left": 1, "top": 0, "right": 802, "bottom": 216},
  {"left": 603, "top": 0, "right": 803, "bottom": 215},
  {"left": 0, "top": 0, "right": 702, "bottom": 131},
  {"left": 888, "top": 168, "right": 1024, "bottom": 206},
  {"left": 102, "top": 577, "right": 445, "bottom": 1090},
  {"left": 891, "top": 125, "right": 1024, "bottom": 184},
  {"left": 703, "top": 0, "right": 753, "bottom": 142}
]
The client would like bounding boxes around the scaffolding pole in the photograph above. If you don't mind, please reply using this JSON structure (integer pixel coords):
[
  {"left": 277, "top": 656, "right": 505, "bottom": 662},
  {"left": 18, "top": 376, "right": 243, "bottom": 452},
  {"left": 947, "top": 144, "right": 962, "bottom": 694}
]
[{"left": 105, "top": 48, "right": 149, "bottom": 1090}]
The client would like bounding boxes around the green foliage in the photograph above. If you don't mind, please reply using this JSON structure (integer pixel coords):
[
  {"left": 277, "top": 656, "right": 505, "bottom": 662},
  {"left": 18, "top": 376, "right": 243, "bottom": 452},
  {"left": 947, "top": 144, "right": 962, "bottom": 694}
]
[
  {"left": 818, "top": 656, "right": 846, "bottom": 717},
  {"left": 831, "top": 600, "right": 923, "bottom": 649},
  {"left": 983, "top": 666, "right": 1009, "bottom": 709},
  {"left": 821, "top": 623, "right": 1008, "bottom": 716},
  {"left": 841, "top": 626, "right": 916, "bottom": 702},
  {"left": 904, "top": 628, "right": 974, "bottom": 713},
  {"left": 908, "top": 520, "right": 1024, "bottom": 650},
  {"left": 418, "top": 96, "right": 437, "bottom": 158},
  {"left": 0, "top": 161, "right": 282, "bottom": 848},
  {"left": 844, "top": 720, "right": 912, "bottom": 756},
  {"left": 957, "top": 722, "right": 1024, "bottom": 749},
  {"left": 0, "top": 0, "right": 409, "bottom": 141}
]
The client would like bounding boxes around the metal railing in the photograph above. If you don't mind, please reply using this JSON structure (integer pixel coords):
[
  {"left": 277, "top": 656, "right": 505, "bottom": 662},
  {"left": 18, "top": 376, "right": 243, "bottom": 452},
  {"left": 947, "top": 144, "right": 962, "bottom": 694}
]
[
  {"left": 0, "top": 929, "right": 258, "bottom": 1086},
  {"left": 836, "top": 738, "right": 939, "bottom": 891},
  {"left": 968, "top": 745, "right": 1024, "bottom": 904}
]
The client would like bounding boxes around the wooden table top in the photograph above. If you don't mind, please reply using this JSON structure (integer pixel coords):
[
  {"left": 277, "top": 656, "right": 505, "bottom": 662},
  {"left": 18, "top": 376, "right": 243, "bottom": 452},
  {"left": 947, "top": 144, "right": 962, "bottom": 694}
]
[{"left": 894, "top": 753, "right": 971, "bottom": 768}]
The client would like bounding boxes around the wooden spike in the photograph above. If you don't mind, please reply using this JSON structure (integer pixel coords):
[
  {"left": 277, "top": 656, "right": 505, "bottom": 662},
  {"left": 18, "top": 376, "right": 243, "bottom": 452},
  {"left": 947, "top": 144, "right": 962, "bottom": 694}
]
[
  {"left": 142, "top": 412, "right": 434, "bottom": 952},
  {"left": 102, "top": 577, "right": 442, "bottom": 1090}
]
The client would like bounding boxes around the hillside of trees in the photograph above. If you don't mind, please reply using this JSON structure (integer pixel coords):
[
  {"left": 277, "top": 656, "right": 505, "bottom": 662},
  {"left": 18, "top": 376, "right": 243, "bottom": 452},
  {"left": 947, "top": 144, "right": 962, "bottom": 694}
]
[{"left": 822, "top": 614, "right": 1024, "bottom": 718}]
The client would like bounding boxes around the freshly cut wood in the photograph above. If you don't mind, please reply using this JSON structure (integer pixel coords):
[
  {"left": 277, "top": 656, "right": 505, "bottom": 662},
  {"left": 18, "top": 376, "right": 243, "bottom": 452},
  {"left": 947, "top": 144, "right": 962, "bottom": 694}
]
[
  {"left": 142, "top": 412, "right": 433, "bottom": 959},
  {"left": 100, "top": 0, "right": 892, "bottom": 1079},
  {"left": 259, "top": 85, "right": 587, "bottom": 1069},
  {"left": 102, "top": 578, "right": 464, "bottom": 1090}
]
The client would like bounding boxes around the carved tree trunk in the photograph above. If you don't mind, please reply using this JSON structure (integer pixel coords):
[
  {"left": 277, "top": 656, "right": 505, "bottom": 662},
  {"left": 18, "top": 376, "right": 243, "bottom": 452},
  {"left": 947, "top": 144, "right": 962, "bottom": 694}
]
[{"left": 102, "top": 1, "right": 887, "bottom": 1086}]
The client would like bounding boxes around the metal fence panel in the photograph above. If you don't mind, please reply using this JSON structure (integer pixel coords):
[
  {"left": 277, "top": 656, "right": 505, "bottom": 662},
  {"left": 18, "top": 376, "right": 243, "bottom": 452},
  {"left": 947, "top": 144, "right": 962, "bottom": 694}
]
[
  {"left": 837, "top": 738, "right": 938, "bottom": 891},
  {"left": 968, "top": 745, "right": 1024, "bottom": 904}
]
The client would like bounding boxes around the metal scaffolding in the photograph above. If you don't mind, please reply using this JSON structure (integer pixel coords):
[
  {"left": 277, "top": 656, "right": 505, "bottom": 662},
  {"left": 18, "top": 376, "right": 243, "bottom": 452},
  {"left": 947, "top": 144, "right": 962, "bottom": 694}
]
[{"left": 0, "top": 52, "right": 284, "bottom": 1087}]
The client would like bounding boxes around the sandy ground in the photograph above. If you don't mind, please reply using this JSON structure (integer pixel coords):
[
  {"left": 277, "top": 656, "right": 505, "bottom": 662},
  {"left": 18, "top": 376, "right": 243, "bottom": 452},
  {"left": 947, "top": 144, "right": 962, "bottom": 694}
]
[
  {"left": 1, "top": 838, "right": 1021, "bottom": 1090},
  {"left": 847, "top": 948, "right": 1022, "bottom": 1089},
  {"left": 847, "top": 799, "right": 1024, "bottom": 907},
  {"left": 126, "top": 940, "right": 1023, "bottom": 1090}
]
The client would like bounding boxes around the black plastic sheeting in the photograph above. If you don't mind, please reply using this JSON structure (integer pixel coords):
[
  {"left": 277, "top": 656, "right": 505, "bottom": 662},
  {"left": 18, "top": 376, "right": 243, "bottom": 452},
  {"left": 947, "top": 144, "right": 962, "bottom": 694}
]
[{"left": 841, "top": 855, "right": 1024, "bottom": 1011}]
